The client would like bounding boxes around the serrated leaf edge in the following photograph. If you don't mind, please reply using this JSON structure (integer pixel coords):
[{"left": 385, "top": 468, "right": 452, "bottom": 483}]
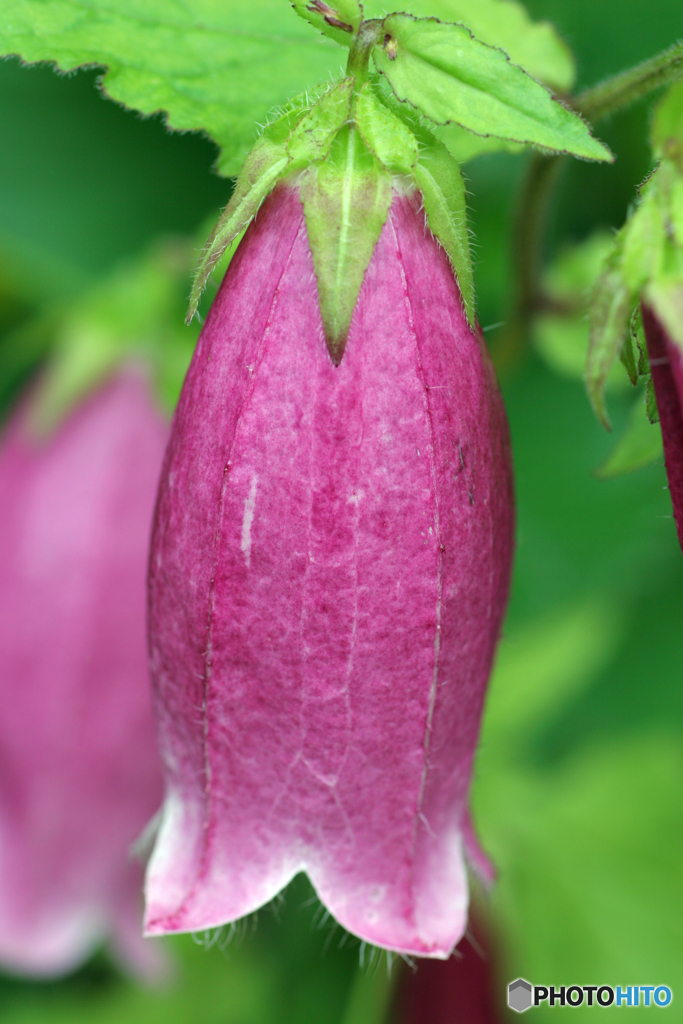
[{"left": 372, "top": 14, "right": 613, "bottom": 162}]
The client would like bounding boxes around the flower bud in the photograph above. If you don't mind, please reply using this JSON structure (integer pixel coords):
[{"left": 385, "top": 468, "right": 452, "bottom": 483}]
[
  {"left": 642, "top": 304, "right": 683, "bottom": 551},
  {"left": 0, "top": 371, "right": 166, "bottom": 977},
  {"left": 146, "top": 183, "right": 514, "bottom": 958}
]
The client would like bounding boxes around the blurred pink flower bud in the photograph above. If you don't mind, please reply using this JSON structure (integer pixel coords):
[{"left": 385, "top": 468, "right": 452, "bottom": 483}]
[
  {"left": 642, "top": 305, "right": 683, "bottom": 552},
  {"left": 396, "top": 912, "right": 502, "bottom": 1023},
  {"left": 0, "top": 371, "right": 166, "bottom": 977},
  {"left": 145, "top": 184, "right": 514, "bottom": 958}
]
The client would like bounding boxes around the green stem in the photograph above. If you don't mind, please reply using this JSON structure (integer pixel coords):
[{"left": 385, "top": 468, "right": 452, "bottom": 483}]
[
  {"left": 493, "top": 153, "right": 562, "bottom": 372},
  {"left": 345, "top": 20, "right": 383, "bottom": 89},
  {"left": 575, "top": 40, "right": 683, "bottom": 124},
  {"left": 339, "top": 950, "right": 403, "bottom": 1024}
]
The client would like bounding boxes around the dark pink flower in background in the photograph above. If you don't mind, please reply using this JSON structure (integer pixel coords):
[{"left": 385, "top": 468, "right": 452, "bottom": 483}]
[
  {"left": 0, "top": 371, "right": 166, "bottom": 977},
  {"left": 396, "top": 912, "right": 502, "bottom": 1023},
  {"left": 145, "top": 184, "right": 514, "bottom": 958},
  {"left": 642, "top": 304, "right": 683, "bottom": 552}
]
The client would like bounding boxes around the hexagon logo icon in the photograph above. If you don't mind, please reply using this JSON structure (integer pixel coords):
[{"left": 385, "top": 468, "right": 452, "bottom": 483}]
[{"left": 508, "top": 978, "right": 533, "bottom": 1013}]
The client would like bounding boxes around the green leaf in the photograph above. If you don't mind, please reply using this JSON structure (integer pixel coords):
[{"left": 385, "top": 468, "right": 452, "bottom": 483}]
[
  {"left": 586, "top": 240, "right": 634, "bottom": 430},
  {"left": 365, "top": 0, "right": 576, "bottom": 94},
  {"left": 187, "top": 108, "right": 302, "bottom": 321},
  {"left": 0, "top": 0, "right": 344, "bottom": 177},
  {"left": 436, "top": 123, "right": 523, "bottom": 163},
  {"left": 287, "top": 80, "right": 354, "bottom": 169},
  {"left": 596, "top": 392, "right": 663, "bottom": 478},
  {"left": 301, "top": 125, "right": 392, "bottom": 364},
  {"left": 372, "top": 15, "right": 611, "bottom": 161},
  {"left": 411, "top": 129, "right": 475, "bottom": 325},
  {"left": 354, "top": 84, "right": 419, "bottom": 173},
  {"left": 651, "top": 79, "right": 683, "bottom": 169},
  {"left": 291, "top": 0, "right": 362, "bottom": 47}
]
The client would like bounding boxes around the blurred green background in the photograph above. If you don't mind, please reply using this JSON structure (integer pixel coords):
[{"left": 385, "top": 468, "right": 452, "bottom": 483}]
[{"left": 0, "top": 0, "right": 681, "bottom": 1020}]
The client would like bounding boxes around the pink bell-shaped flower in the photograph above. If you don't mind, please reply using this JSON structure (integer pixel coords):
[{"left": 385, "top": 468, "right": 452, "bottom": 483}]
[
  {"left": 0, "top": 370, "right": 166, "bottom": 976},
  {"left": 642, "top": 304, "right": 683, "bottom": 552},
  {"left": 145, "top": 184, "right": 514, "bottom": 958}
]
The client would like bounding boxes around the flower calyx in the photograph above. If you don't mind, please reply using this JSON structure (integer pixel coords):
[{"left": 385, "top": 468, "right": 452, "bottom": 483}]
[
  {"left": 189, "top": 1, "right": 613, "bottom": 363},
  {"left": 586, "top": 80, "right": 683, "bottom": 429}
]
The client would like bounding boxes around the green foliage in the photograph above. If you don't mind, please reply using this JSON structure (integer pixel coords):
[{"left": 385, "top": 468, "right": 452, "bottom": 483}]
[
  {"left": 186, "top": 110, "right": 299, "bottom": 321},
  {"left": 301, "top": 126, "right": 392, "bottom": 362},
  {"left": 354, "top": 85, "right": 419, "bottom": 174},
  {"left": 0, "top": 0, "right": 577, "bottom": 180},
  {"left": 339, "top": 956, "right": 397, "bottom": 1024},
  {"left": 586, "top": 253, "right": 638, "bottom": 428},
  {"left": 586, "top": 89, "right": 683, "bottom": 426},
  {"left": 291, "top": 0, "right": 362, "bottom": 46},
  {"left": 596, "top": 390, "right": 663, "bottom": 478},
  {"left": 288, "top": 81, "right": 355, "bottom": 169},
  {"left": 187, "top": 83, "right": 358, "bottom": 321},
  {"left": 0, "top": 0, "right": 342, "bottom": 177},
  {"left": 372, "top": 15, "right": 611, "bottom": 160},
  {"left": 412, "top": 131, "right": 475, "bottom": 324},
  {"left": 646, "top": 274, "right": 683, "bottom": 350},
  {"left": 26, "top": 240, "right": 199, "bottom": 433},
  {"left": 1, "top": 4, "right": 683, "bottom": 1022},
  {"left": 586, "top": 174, "right": 670, "bottom": 428},
  {"left": 473, "top": 595, "right": 683, "bottom": 1020},
  {"left": 533, "top": 232, "right": 617, "bottom": 381},
  {"left": 367, "top": 0, "right": 577, "bottom": 165},
  {"left": 370, "top": 0, "right": 575, "bottom": 93},
  {"left": 651, "top": 79, "right": 683, "bottom": 169}
]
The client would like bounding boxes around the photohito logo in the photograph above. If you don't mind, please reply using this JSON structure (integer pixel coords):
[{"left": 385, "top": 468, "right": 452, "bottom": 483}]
[{"left": 507, "top": 979, "right": 673, "bottom": 1012}]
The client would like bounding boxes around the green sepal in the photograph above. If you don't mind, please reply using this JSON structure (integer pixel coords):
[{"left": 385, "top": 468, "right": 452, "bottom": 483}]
[
  {"left": 632, "top": 305, "right": 650, "bottom": 375},
  {"left": 412, "top": 133, "right": 475, "bottom": 326},
  {"left": 369, "top": 76, "right": 475, "bottom": 323},
  {"left": 645, "top": 375, "right": 660, "bottom": 424},
  {"left": 372, "top": 15, "right": 612, "bottom": 162},
  {"left": 595, "top": 391, "right": 663, "bottom": 479},
  {"left": 670, "top": 175, "right": 683, "bottom": 248},
  {"left": 187, "top": 106, "right": 306, "bottom": 322},
  {"left": 301, "top": 124, "right": 392, "bottom": 363},
  {"left": 586, "top": 179, "right": 670, "bottom": 427},
  {"left": 291, "top": 0, "right": 363, "bottom": 46},
  {"left": 646, "top": 277, "right": 683, "bottom": 351},
  {"left": 619, "top": 330, "right": 639, "bottom": 386},
  {"left": 287, "top": 79, "right": 355, "bottom": 169},
  {"left": 651, "top": 80, "right": 683, "bottom": 171},
  {"left": 531, "top": 232, "right": 619, "bottom": 382},
  {"left": 586, "top": 235, "right": 634, "bottom": 430},
  {"left": 620, "top": 185, "right": 667, "bottom": 292},
  {"left": 354, "top": 84, "right": 419, "bottom": 173}
]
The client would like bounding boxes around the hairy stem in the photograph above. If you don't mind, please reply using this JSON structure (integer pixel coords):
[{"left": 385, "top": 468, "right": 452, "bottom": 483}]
[
  {"left": 345, "top": 20, "right": 383, "bottom": 89},
  {"left": 575, "top": 40, "right": 683, "bottom": 123}
]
